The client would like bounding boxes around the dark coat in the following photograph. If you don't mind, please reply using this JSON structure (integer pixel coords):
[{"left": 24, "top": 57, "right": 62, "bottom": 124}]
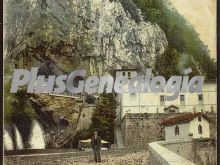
[{"left": 91, "top": 136, "right": 101, "bottom": 150}]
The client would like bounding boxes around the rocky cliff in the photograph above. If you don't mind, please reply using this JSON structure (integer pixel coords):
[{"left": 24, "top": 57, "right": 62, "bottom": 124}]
[
  {"left": 4, "top": 0, "right": 167, "bottom": 74},
  {"left": 4, "top": 0, "right": 168, "bottom": 149},
  {"left": 77, "top": 0, "right": 167, "bottom": 72}
]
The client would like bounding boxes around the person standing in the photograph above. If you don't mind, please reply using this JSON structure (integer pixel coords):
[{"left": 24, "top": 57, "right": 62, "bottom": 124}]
[{"left": 91, "top": 132, "right": 101, "bottom": 163}]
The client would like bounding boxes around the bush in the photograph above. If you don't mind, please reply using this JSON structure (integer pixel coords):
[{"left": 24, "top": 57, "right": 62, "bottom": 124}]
[
  {"left": 75, "top": 93, "right": 117, "bottom": 145},
  {"left": 4, "top": 80, "right": 36, "bottom": 142},
  {"left": 132, "top": 0, "right": 216, "bottom": 79}
]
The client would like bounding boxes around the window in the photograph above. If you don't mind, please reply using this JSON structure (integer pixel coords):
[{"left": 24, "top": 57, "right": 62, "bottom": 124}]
[
  {"left": 198, "top": 124, "right": 202, "bottom": 134},
  {"left": 175, "top": 125, "right": 179, "bottom": 135},
  {"left": 160, "top": 95, "right": 165, "bottom": 105},
  {"left": 180, "top": 95, "right": 185, "bottom": 105},
  {"left": 198, "top": 116, "right": 201, "bottom": 122},
  {"left": 198, "top": 94, "right": 203, "bottom": 100},
  {"left": 122, "top": 72, "right": 125, "bottom": 76},
  {"left": 160, "top": 95, "right": 164, "bottom": 101},
  {"left": 128, "top": 72, "right": 131, "bottom": 79},
  {"left": 198, "top": 94, "right": 203, "bottom": 104},
  {"left": 130, "top": 93, "right": 136, "bottom": 96}
]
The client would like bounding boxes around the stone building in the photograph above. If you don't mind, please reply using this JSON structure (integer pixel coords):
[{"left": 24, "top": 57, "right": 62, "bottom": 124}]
[
  {"left": 114, "top": 68, "right": 216, "bottom": 147},
  {"left": 121, "top": 113, "right": 181, "bottom": 147},
  {"left": 115, "top": 68, "right": 217, "bottom": 120},
  {"left": 119, "top": 81, "right": 216, "bottom": 118},
  {"left": 114, "top": 68, "right": 139, "bottom": 80},
  {"left": 120, "top": 112, "right": 215, "bottom": 148},
  {"left": 161, "top": 113, "right": 211, "bottom": 141}
]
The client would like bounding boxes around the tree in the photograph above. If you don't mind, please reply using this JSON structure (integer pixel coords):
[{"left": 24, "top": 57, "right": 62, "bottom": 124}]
[
  {"left": 75, "top": 93, "right": 117, "bottom": 145},
  {"left": 133, "top": 0, "right": 216, "bottom": 80},
  {"left": 154, "top": 48, "right": 179, "bottom": 79},
  {"left": 90, "top": 93, "right": 117, "bottom": 144},
  {"left": 4, "top": 81, "right": 36, "bottom": 142}
]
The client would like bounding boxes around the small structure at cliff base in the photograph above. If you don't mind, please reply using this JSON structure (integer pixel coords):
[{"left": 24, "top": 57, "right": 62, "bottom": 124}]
[{"left": 161, "top": 113, "right": 211, "bottom": 141}]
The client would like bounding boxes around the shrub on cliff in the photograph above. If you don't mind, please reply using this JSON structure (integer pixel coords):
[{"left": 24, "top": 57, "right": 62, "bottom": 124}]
[
  {"left": 4, "top": 81, "right": 36, "bottom": 142},
  {"left": 133, "top": 0, "right": 216, "bottom": 79}
]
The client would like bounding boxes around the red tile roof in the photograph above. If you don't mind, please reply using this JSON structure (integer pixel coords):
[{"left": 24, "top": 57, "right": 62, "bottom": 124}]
[{"left": 161, "top": 113, "right": 210, "bottom": 126}]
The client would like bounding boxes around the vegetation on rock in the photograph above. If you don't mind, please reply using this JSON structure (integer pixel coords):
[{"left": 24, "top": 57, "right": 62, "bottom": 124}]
[
  {"left": 4, "top": 81, "right": 36, "bottom": 142},
  {"left": 3, "top": 0, "right": 216, "bottom": 148},
  {"left": 133, "top": 0, "right": 216, "bottom": 79}
]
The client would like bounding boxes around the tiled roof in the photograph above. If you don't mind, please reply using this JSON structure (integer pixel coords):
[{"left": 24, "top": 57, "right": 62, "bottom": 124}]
[{"left": 161, "top": 113, "right": 210, "bottom": 126}]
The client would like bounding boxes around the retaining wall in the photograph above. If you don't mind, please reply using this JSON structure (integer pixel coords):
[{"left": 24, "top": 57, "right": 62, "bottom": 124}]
[
  {"left": 121, "top": 113, "right": 216, "bottom": 148},
  {"left": 149, "top": 139, "right": 216, "bottom": 165},
  {"left": 148, "top": 141, "right": 195, "bottom": 165}
]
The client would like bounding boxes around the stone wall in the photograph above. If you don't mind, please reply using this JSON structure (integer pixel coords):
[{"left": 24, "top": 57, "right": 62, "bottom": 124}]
[
  {"left": 121, "top": 113, "right": 216, "bottom": 148},
  {"left": 148, "top": 141, "right": 195, "bottom": 165},
  {"left": 121, "top": 113, "right": 187, "bottom": 147},
  {"left": 149, "top": 139, "right": 216, "bottom": 165},
  {"left": 162, "top": 140, "right": 193, "bottom": 161},
  {"left": 163, "top": 139, "right": 217, "bottom": 165},
  {"left": 192, "top": 138, "right": 216, "bottom": 165}
]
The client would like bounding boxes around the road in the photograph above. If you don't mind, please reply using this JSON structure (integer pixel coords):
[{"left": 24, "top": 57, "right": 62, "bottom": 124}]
[
  {"left": 69, "top": 150, "right": 150, "bottom": 165},
  {"left": 5, "top": 149, "right": 150, "bottom": 165}
]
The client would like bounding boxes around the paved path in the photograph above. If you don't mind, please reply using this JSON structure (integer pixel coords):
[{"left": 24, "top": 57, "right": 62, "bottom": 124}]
[
  {"left": 76, "top": 150, "right": 150, "bottom": 165},
  {"left": 5, "top": 149, "right": 150, "bottom": 165}
]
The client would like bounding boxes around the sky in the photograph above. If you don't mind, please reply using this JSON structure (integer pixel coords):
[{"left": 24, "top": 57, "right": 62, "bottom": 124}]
[{"left": 170, "top": 0, "right": 216, "bottom": 59}]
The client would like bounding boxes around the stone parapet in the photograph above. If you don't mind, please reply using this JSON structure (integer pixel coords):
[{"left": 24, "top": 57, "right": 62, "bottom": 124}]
[{"left": 148, "top": 141, "right": 195, "bottom": 165}]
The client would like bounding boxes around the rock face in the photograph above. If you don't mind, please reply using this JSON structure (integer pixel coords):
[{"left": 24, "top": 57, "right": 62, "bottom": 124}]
[
  {"left": 4, "top": 0, "right": 167, "bottom": 149},
  {"left": 5, "top": 0, "right": 167, "bottom": 74},
  {"left": 72, "top": 0, "right": 168, "bottom": 73}
]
